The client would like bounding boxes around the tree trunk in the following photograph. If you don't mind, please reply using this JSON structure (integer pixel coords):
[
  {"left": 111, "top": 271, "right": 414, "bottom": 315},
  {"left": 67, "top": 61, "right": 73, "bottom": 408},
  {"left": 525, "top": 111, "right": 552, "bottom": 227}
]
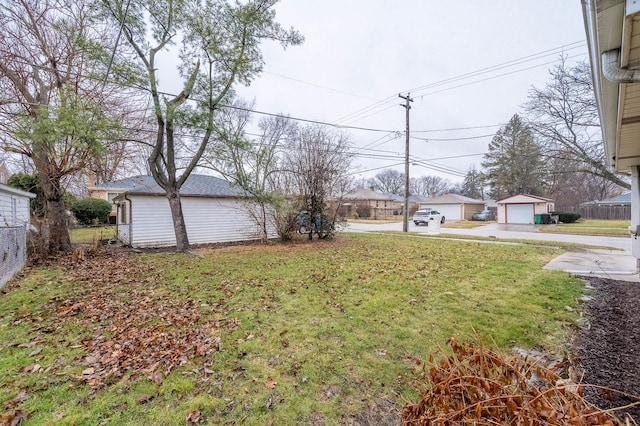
[
  {"left": 39, "top": 172, "right": 72, "bottom": 253},
  {"left": 167, "top": 190, "right": 190, "bottom": 252}
]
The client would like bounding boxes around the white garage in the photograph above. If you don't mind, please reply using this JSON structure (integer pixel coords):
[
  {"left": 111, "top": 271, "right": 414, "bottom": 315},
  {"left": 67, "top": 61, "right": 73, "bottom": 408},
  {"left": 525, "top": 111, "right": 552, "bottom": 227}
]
[
  {"left": 497, "top": 194, "right": 555, "bottom": 224},
  {"left": 419, "top": 193, "right": 485, "bottom": 221}
]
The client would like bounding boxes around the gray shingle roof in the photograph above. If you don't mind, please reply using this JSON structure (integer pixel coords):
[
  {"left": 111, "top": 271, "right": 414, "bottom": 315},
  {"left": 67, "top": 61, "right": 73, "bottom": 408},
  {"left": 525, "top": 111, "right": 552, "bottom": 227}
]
[
  {"left": 99, "top": 174, "right": 244, "bottom": 197},
  {"left": 596, "top": 191, "right": 630, "bottom": 204}
]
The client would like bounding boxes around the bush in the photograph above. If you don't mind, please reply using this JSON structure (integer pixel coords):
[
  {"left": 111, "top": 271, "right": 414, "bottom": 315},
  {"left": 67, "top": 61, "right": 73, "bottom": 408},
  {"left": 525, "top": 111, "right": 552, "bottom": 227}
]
[
  {"left": 72, "top": 198, "right": 112, "bottom": 225},
  {"left": 551, "top": 211, "right": 581, "bottom": 224},
  {"left": 356, "top": 205, "right": 371, "bottom": 218}
]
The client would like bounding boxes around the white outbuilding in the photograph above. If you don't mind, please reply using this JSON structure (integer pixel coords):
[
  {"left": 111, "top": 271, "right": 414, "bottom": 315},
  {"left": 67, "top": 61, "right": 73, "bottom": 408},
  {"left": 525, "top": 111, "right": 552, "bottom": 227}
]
[
  {"left": 419, "top": 193, "right": 485, "bottom": 221},
  {"left": 1, "top": 183, "right": 36, "bottom": 288},
  {"left": 114, "top": 174, "right": 275, "bottom": 248},
  {"left": 496, "top": 194, "right": 555, "bottom": 224}
]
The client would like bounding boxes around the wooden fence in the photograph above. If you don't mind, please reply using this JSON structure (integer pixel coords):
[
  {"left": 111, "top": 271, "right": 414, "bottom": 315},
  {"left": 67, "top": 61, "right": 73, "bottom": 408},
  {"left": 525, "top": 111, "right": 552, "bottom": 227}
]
[{"left": 556, "top": 205, "right": 630, "bottom": 220}]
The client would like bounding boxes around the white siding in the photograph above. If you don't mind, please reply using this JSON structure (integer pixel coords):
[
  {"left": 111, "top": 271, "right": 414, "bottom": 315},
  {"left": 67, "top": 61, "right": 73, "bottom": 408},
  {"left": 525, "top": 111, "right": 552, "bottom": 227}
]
[
  {"left": 125, "top": 195, "right": 275, "bottom": 248},
  {"left": 0, "top": 188, "right": 31, "bottom": 226},
  {"left": 421, "top": 204, "right": 462, "bottom": 221}
]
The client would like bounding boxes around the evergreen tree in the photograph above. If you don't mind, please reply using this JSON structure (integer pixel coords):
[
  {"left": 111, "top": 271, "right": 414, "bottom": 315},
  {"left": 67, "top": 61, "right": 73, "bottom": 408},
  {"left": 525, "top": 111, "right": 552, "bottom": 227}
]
[
  {"left": 460, "top": 166, "right": 484, "bottom": 199},
  {"left": 481, "top": 114, "right": 546, "bottom": 199}
]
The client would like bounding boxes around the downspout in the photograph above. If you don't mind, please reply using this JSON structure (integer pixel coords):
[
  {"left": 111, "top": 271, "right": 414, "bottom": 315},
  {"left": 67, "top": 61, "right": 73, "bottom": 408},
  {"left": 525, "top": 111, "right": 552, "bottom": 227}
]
[{"left": 602, "top": 49, "right": 640, "bottom": 82}]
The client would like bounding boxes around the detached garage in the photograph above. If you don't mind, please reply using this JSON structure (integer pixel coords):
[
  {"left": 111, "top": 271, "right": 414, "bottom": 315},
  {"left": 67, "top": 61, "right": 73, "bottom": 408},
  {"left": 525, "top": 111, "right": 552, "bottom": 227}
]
[
  {"left": 497, "top": 194, "right": 555, "bottom": 224},
  {"left": 115, "top": 174, "right": 275, "bottom": 248},
  {"left": 419, "top": 193, "right": 485, "bottom": 221}
]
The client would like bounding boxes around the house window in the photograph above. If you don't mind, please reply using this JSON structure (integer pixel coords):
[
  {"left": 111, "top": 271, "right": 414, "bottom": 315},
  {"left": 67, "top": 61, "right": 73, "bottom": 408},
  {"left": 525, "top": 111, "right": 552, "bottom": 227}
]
[
  {"left": 376, "top": 201, "right": 379, "bottom": 207},
  {"left": 119, "top": 203, "right": 127, "bottom": 224},
  {"left": 384, "top": 201, "right": 387, "bottom": 208},
  {"left": 107, "top": 192, "right": 119, "bottom": 203}
]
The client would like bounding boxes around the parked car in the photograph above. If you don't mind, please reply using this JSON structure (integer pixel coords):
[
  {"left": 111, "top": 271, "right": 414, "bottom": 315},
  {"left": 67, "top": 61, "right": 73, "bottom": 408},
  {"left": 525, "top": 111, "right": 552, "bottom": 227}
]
[
  {"left": 471, "top": 210, "right": 495, "bottom": 221},
  {"left": 412, "top": 209, "right": 445, "bottom": 225}
]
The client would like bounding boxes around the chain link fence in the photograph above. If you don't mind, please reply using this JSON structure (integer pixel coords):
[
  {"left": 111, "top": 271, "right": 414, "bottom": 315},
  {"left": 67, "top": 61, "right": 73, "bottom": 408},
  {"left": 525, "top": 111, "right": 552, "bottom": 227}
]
[{"left": 0, "top": 225, "right": 27, "bottom": 289}]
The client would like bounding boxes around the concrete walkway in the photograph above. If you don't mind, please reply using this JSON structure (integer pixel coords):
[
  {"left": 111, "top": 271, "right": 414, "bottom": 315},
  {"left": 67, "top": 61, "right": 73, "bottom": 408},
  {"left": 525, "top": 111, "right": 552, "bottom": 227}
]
[{"left": 343, "top": 221, "right": 639, "bottom": 282}]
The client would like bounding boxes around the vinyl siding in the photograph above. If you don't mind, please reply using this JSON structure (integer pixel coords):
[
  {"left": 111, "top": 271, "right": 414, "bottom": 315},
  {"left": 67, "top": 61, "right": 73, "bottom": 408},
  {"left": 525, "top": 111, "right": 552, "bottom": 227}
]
[
  {"left": 125, "top": 195, "right": 275, "bottom": 248},
  {"left": 0, "top": 189, "right": 31, "bottom": 226}
]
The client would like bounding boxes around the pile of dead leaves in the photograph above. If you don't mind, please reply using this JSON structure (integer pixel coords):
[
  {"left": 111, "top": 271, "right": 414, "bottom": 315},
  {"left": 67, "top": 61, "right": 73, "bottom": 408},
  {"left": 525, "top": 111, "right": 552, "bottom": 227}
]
[
  {"left": 1, "top": 391, "right": 30, "bottom": 426},
  {"left": 49, "top": 251, "right": 226, "bottom": 390},
  {"left": 401, "top": 337, "right": 634, "bottom": 425}
]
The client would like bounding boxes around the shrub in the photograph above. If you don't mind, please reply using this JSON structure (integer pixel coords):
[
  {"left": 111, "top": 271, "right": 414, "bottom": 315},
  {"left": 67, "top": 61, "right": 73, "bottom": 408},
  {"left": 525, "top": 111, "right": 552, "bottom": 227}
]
[
  {"left": 356, "top": 205, "right": 371, "bottom": 218},
  {"left": 72, "top": 198, "right": 112, "bottom": 225},
  {"left": 551, "top": 211, "right": 581, "bottom": 224}
]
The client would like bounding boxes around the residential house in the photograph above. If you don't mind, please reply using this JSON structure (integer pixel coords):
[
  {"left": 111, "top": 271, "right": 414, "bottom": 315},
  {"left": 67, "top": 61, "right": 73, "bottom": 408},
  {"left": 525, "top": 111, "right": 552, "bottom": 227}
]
[
  {"left": 88, "top": 175, "right": 158, "bottom": 224},
  {"left": 582, "top": 0, "right": 640, "bottom": 258},
  {"left": 418, "top": 193, "right": 485, "bottom": 221},
  {"left": 341, "top": 188, "right": 400, "bottom": 219},
  {"left": 0, "top": 162, "right": 8, "bottom": 184},
  {"left": 114, "top": 174, "right": 273, "bottom": 248}
]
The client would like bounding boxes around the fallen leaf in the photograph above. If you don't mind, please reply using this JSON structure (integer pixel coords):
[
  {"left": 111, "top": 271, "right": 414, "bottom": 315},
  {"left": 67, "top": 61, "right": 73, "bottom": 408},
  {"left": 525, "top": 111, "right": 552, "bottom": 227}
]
[
  {"left": 53, "top": 412, "right": 66, "bottom": 421},
  {"left": 28, "top": 347, "right": 43, "bottom": 357},
  {"left": 203, "top": 368, "right": 214, "bottom": 374},
  {"left": 10, "top": 409, "right": 31, "bottom": 425},
  {"left": 186, "top": 409, "right": 202, "bottom": 424},
  {"left": 136, "top": 394, "right": 154, "bottom": 404},
  {"left": 22, "top": 364, "right": 40, "bottom": 374},
  {"left": 2, "top": 391, "right": 28, "bottom": 410},
  {"left": 265, "top": 380, "right": 277, "bottom": 389},
  {"left": 82, "top": 367, "right": 95, "bottom": 375}
]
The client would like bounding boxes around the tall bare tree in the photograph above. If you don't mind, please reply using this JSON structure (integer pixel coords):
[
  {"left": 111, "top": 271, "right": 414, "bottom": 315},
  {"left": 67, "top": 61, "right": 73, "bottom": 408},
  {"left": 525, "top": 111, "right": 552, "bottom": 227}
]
[
  {"left": 410, "top": 175, "right": 452, "bottom": 197},
  {"left": 203, "top": 100, "right": 296, "bottom": 242},
  {"left": 100, "top": 0, "right": 302, "bottom": 252},
  {"left": 0, "top": 0, "right": 133, "bottom": 253},
  {"left": 524, "top": 58, "right": 629, "bottom": 191},
  {"left": 371, "top": 169, "right": 404, "bottom": 194}
]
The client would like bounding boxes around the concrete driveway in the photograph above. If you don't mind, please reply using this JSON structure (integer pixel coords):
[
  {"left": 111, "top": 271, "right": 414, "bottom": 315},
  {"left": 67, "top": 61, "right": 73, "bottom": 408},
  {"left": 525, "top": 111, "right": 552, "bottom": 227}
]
[{"left": 343, "top": 221, "right": 639, "bottom": 281}]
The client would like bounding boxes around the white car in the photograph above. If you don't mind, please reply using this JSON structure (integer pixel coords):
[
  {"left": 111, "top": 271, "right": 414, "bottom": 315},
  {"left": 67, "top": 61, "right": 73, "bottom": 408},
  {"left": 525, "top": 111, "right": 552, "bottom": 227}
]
[{"left": 412, "top": 210, "right": 445, "bottom": 225}]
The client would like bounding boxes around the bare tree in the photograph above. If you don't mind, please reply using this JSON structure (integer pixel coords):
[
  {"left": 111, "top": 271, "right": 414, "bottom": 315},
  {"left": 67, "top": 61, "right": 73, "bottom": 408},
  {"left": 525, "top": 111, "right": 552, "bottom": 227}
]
[
  {"left": 100, "top": 0, "right": 302, "bottom": 252},
  {"left": 371, "top": 169, "right": 404, "bottom": 194},
  {"left": 410, "top": 175, "right": 452, "bottom": 197},
  {"left": 203, "top": 100, "right": 296, "bottom": 242},
  {"left": 0, "top": 0, "right": 135, "bottom": 253},
  {"left": 285, "top": 124, "right": 352, "bottom": 239},
  {"left": 524, "top": 58, "right": 629, "bottom": 191}
]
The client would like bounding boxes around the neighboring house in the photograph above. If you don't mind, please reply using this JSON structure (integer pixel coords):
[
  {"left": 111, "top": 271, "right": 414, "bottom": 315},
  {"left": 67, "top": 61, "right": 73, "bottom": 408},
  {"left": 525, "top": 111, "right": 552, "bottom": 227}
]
[
  {"left": 88, "top": 175, "right": 159, "bottom": 223},
  {"left": 496, "top": 194, "right": 555, "bottom": 224},
  {"left": 341, "top": 188, "right": 400, "bottom": 219},
  {"left": 114, "top": 174, "right": 273, "bottom": 248},
  {"left": 594, "top": 191, "right": 631, "bottom": 206},
  {"left": 0, "top": 183, "right": 36, "bottom": 289},
  {"left": 582, "top": 1, "right": 640, "bottom": 258},
  {"left": 419, "top": 193, "right": 485, "bottom": 221},
  {"left": 0, "top": 162, "right": 8, "bottom": 184}
]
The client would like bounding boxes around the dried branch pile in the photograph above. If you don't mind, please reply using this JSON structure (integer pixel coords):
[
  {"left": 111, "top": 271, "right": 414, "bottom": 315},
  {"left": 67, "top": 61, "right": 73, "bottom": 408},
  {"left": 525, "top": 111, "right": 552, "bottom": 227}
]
[{"left": 402, "top": 337, "right": 633, "bottom": 425}]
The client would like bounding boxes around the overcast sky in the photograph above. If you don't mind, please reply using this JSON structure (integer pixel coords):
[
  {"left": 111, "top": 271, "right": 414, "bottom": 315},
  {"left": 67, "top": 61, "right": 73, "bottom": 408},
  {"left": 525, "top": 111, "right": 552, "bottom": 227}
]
[{"left": 231, "top": 0, "right": 588, "bottom": 185}]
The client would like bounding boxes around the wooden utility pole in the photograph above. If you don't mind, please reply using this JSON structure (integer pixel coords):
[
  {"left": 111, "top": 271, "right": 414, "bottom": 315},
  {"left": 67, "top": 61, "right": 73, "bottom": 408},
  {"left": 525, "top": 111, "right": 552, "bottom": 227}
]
[{"left": 399, "top": 92, "right": 413, "bottom": 232}]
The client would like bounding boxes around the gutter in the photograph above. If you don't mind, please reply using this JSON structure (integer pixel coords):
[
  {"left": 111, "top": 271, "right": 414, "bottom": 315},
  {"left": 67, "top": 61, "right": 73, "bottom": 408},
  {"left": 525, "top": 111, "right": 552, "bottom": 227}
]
[{"left": 124, "top": 194, "right": 132, "bottom": 246}]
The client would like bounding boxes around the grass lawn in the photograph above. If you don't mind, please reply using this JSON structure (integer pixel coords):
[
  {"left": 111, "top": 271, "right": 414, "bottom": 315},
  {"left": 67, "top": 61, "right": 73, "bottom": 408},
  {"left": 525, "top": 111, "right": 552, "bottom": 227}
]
[
  {"left": 347, "top": 218, "right": 402, "bottom": 224},
  {"left": 70, "top": 225, "right": 117, "bottom": 245},
  {"left": 540, "top": 219, "right": 630, "bottom": 236},
  {"left": 0, "top": 234, "right": 585, "bottom": 425}
]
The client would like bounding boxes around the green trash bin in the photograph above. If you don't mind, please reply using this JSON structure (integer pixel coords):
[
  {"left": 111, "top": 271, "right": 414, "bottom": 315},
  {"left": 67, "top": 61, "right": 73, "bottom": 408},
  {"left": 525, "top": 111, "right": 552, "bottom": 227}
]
[{"left": 534, "top": 214, "right": 542, "bottom": 224}]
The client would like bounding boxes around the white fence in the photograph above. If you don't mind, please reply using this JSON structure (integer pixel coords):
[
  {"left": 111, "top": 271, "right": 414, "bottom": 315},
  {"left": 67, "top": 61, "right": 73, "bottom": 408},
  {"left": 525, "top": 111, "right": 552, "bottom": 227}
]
[{"left": 0, "top": 226, "right": 28, "bottom": 289}]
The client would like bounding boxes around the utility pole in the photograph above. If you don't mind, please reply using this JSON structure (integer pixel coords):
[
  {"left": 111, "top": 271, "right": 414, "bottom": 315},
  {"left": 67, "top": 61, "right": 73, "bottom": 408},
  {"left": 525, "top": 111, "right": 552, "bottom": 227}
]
[{"left": 399, "top": 92, "right": 413, "bottom": 232}]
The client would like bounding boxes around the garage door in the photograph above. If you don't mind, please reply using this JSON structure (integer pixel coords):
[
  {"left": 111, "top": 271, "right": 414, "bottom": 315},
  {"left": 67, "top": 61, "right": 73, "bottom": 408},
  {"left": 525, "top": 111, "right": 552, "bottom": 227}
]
[
  {"left": 426, "top": 204, "right": 461, "bottom": 221},
  {"left": 506, "top": 204, "right": 534, "bottom": 224}
]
